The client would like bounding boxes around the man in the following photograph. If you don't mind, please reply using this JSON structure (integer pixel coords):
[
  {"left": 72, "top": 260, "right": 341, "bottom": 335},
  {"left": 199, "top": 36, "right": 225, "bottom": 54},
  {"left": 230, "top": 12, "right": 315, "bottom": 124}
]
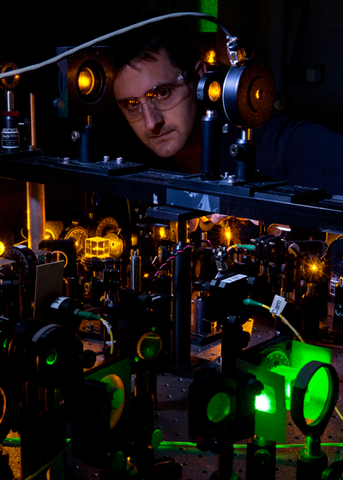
[
  {"left": 112, "top": 20, "right": 227, "bottom": 228},
  {"left": 112, "top": 20, "right": 343, "bottom": 199}
]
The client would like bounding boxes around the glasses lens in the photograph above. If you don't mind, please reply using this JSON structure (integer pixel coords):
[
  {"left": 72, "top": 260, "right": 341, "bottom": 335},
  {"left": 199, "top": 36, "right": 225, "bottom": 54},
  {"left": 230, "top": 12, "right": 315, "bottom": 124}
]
[
  {"left": 150, "top": 82, "right": 186, "bottom": 112},
  {"left": 119, "top": 76, "right": 187, "bottom": 122}
]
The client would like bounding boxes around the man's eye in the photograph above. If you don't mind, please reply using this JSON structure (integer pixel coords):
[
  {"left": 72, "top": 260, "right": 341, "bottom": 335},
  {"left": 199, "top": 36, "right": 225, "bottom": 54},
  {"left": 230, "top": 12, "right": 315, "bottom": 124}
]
[
  {"left": 154, "top": 87, "right": 172, "bottom": 101},
  {"left": 126, "top": 100, "right": 140, "bottom": 110}
]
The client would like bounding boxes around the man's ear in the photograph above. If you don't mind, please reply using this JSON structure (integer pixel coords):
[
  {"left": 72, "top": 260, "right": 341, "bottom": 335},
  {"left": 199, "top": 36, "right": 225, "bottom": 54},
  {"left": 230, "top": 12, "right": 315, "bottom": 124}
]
[{"left": 194, "top": 60, "right": 207, "bottom": 79}]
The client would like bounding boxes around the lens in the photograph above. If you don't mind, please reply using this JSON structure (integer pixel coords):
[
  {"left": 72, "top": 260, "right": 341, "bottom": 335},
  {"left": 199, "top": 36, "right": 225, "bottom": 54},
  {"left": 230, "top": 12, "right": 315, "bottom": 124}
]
[
  {"left": 137, "top": 332, "right": 162, "bottom": 360},
  {"left": 100, "top": 374, "right": 125, "bottom": 429},
  {"left": 152, "top": 82, "right": 186, "bottom": 111},
  {"left": 78, "top": 67, "right": 95, "bottom": 96},
  {"left": 208, "top": 81, "right": 221, "bottom": 102},
  {"left": 207, "top": 392, "right": 231, "bottom": 423},
  {"left": 303, "top": 367, "right": 330, "bottom": 424},
  {"left": 77, "top": 61, "right": 104, "bottom": 102}
]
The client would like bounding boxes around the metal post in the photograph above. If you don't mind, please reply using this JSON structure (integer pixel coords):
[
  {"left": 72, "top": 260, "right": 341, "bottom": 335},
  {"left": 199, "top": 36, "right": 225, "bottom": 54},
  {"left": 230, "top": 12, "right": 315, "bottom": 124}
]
[{"left": 26, "top": 182, "right": 45, "bottom": 251}]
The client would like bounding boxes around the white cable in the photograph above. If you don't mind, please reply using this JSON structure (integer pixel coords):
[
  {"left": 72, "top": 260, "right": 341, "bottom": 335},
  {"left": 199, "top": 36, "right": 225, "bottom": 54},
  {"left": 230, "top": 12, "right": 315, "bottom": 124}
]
[{"left": 0, "top": 12, "right": 231, "bottom": 80}]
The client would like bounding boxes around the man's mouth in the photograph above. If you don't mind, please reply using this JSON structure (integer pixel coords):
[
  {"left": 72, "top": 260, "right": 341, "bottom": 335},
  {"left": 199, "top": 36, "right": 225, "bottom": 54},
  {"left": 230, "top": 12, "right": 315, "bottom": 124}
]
[{"left": 150, "top": 131, "right": 173, "bottom": 140}]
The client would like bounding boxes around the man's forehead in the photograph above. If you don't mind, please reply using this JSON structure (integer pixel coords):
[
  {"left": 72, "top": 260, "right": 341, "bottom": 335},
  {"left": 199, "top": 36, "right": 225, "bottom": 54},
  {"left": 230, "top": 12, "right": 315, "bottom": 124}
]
[{"left": 113, "top": 49, "right": 180, "bottom": 99}]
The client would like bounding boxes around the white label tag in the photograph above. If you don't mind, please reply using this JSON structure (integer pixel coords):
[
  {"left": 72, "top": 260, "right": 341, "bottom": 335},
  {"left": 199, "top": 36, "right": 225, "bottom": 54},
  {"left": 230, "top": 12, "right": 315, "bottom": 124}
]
[
  {"left": 220, "top": 274, "right": 247, "bottom": 285},
  {"left": 50, "top": 296, "right": 67, "bottom": 309},
  {"left": 270, "top": 295, "right": 287, "bottom": 316}
]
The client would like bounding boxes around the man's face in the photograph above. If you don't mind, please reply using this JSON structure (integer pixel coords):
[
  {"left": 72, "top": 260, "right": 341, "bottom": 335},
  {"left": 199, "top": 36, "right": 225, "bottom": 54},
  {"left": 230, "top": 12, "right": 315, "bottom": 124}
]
[{"left": 113, "top": 49, "right": 203, "bottom": 158}]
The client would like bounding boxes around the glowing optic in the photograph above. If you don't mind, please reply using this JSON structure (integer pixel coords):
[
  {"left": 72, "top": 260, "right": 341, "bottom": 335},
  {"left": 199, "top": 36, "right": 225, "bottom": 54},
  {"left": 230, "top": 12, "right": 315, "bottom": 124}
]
[
  {"left": 46, "top": 349, "right": 58, "bottom": 365},
  {"left": 112, "top": 451, "right": 125, "bottom": 472},
  {"left": 208, "top": 81, "right": 221, "bottom": 102},
  {"left": 137, "top": 332, "right": 162, "bottom": 360},
  {"left": 150, "top": 428, "right": 163, "bottom": 449},
  {"left": 207, "top": 392, "right": 231, "bottom": 423},
  {"left": 303, "top": 367, "right": 330, "bottom": 423},
  {"left": 107, "top": 232, "right": 123, "bottom": 258},
  {"left": 0, "top": 242, "right": 5, "bottom": 256},
  {"left": 78, "top": 67, "right": 95, "bottom": 96}
]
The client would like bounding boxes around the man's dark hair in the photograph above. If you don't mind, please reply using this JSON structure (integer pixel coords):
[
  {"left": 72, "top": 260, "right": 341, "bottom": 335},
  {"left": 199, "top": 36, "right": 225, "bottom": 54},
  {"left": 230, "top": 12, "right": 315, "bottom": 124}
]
[{"left": 112, "top": 19, "right": 198, "bottom": 74}]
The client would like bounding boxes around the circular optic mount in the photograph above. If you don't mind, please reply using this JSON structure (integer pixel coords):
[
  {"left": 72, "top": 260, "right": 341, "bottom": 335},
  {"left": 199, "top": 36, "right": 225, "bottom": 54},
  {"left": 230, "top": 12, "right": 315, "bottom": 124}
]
[
  {"left": 4, "top": 245, "right": 37, "bottom": 281},
  {"left": 260, "top": 347, "right": 290, "bottom": 371},
  {"left": 95, "top": 217, "right": 119, "bottom": 237},
  {"left": 107, "top": 232, "right": 124, "bottom": 258},
  {"left": 64, "top": 225, "right": 88, "bottom": 256},
  {"left": 137, "top": 331, "right": 162, "bottom": 361},
  {"left": 197, "top": 71, "right": 224, "bottom": 110},
  {"left": 77, "top": 60, "right": 105, "bottom": 103},
  {"left": 291, "top": 361, "right": 339, "bottom": 437},
  {"left": 327, "top": 238, "right": 343, "bottom": 276},
  {"left": 0, "top": 62, "right": 20, "bottom": 90},
  {"left": 222, "top": 59, "right": 276, "bottom": 129}
]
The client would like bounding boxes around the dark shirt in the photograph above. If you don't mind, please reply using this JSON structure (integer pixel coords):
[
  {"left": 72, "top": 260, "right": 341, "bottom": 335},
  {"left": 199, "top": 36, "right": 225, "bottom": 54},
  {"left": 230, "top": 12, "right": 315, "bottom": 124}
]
[{"left": 244, "top": 113, "right": 343, "bottom": 196}]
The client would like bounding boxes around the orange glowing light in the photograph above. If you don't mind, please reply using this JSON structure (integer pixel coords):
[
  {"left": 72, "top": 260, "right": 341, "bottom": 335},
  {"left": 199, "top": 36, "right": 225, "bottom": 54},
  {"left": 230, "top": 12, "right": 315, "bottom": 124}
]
[
  {"left": 0, "top": 242, "right": 5, "bottom": 256},
  {"left": 218, "top": 219, "right": 242, "bottom": 247},
  {"left": 78, "top": 67, "right": 95, "bottom": 96},
  {"left": 159, "top": 227, "right": 166, "bottom": 239},
  {"left": 208, "top": 81, "right": 221, "bottom": 102},
  {"left": 205, "top": 50, "right": 217, "bottom": 64},
  {"left": 300, "top": 255, "right": 325, "bottom": 281},
  {"left": 44, "top": 229, "right": 55, "bottom": 240}
]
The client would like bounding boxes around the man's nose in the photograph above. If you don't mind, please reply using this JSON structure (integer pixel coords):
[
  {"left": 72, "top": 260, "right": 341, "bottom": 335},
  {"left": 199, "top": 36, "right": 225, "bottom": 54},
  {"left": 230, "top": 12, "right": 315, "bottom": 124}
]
[{"left": 141, "top": 103, "right": 164, "bottom": 130}]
